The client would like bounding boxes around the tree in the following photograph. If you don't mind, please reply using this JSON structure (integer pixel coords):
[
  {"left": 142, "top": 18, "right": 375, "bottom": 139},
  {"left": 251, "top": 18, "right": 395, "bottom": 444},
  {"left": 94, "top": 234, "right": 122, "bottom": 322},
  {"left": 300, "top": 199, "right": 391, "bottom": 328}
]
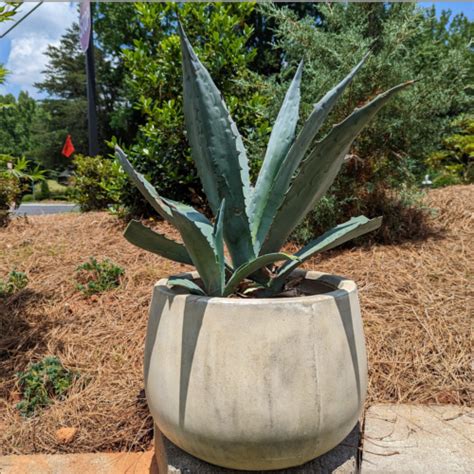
[
  {"left": 247, "top": 3, "right": 323, "bottom": 76},
  {"left": 0, "top": 92, "right": 38, "bottom": 158},
  {"left": 34, "top": 6, "right": 140, "bottom": 170}
]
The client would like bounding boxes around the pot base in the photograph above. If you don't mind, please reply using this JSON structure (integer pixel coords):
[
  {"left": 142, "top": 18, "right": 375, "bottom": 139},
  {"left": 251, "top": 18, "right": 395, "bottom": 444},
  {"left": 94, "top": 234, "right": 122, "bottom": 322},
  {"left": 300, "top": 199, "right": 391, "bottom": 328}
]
[{"left": 154, "top": 422, "right": 361, "bottom": 472}]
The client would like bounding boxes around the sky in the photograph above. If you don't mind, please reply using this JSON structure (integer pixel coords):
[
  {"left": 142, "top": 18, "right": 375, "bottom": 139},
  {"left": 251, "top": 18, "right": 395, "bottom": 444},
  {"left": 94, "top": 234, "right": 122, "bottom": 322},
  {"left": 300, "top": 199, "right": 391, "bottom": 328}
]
[{"left": 0, "top": 2, "right": 472, "bottom": 100}]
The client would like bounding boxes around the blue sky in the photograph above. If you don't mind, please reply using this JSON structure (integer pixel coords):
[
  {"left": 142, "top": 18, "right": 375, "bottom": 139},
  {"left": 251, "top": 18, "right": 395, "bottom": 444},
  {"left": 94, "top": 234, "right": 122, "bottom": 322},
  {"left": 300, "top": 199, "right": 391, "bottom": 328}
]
[{"left": 0, "top": 2, "right": 472, "bottom": 99}]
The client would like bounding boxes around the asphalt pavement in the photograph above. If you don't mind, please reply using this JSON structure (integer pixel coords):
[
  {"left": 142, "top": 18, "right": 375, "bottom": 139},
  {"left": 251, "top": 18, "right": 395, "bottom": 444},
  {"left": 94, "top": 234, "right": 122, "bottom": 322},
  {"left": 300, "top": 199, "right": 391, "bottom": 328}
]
[{"left": 13, "top": 203, "right": 80, "bottom": 216}]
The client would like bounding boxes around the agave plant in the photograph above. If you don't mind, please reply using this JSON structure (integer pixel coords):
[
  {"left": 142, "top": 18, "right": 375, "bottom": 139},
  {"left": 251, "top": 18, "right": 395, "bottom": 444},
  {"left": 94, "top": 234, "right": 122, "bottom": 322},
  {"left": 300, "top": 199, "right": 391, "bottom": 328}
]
[{"left": 116, "top": 24, "right": 412, "bottom": 297}]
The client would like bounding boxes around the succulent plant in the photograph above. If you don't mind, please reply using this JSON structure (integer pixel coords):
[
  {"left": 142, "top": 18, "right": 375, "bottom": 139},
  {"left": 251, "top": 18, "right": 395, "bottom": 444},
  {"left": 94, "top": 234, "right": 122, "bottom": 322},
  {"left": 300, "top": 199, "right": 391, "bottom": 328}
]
[{"left": 116, "top": 24, "right": 413, "bottom": 297}]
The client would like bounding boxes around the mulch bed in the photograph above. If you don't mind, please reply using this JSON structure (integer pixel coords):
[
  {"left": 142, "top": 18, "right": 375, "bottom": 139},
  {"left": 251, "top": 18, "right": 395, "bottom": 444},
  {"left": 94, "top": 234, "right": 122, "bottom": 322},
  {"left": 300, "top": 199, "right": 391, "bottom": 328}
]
[{"left": 0, "top": 185, "right": 472, "bottom": 455}]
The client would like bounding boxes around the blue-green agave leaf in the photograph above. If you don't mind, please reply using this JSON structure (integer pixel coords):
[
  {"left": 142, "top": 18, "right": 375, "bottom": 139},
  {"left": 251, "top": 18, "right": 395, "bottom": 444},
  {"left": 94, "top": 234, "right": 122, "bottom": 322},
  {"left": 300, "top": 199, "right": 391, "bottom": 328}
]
[
  {"left": 168, "top": 277, "right": 206, "bottom": 296},
  {"left": 213, "top": 199, "right": 226, "bottom": 292},
  {"left": 124, "top": 220, "right": 192, "bottom": 265},
  {"left": 252, "top": 53, "right": 370, "bottom": 253},
  {"left": 223, "top": 252, "right": 297, "bottom": 297},
  {"left": 269, "top": 216, "right": 382, "bottom": 293},
  {"left": 261, "top": 81, "right": 413, "bottom": 254},
  {"left": 178, "top": 23, "right": 255, "bottom": 268},
  {"left": 115, "top": 146, "right": 173, "bottom": 221},
  {"left": 168, "top": 201, "right": 224, "bottom": 296},
  {"left": 250, "top": 61, "right": 303, "bottom": 245}
]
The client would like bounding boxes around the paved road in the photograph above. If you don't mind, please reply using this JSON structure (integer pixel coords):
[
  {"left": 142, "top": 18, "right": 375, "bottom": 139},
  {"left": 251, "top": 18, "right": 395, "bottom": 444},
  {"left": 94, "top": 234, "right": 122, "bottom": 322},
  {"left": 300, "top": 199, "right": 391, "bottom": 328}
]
[{"left": 13, "top": 203, "right": 80, "bottom": 216}]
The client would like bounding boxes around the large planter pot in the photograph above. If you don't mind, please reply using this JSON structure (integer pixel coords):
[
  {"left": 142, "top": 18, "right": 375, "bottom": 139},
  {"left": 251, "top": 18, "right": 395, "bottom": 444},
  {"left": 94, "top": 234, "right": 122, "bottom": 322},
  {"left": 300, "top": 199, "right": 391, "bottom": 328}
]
[{"left": 144, "top": 270, "right": 367, "bottom": 470}]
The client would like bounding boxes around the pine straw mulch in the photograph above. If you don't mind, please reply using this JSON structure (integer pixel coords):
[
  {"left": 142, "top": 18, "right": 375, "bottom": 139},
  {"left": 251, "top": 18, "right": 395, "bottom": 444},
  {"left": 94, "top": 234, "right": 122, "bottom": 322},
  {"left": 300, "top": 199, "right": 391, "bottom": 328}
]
[{"left": 0, "top": 185, "right": 472, "bottom": 455}]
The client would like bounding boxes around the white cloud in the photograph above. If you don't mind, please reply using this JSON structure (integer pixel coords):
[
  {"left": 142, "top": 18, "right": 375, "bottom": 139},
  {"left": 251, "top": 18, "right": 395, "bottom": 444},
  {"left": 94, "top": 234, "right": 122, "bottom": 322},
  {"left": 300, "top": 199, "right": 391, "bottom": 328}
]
[{"left": 3, "top": 2, "right": 77, "bottom": 98}]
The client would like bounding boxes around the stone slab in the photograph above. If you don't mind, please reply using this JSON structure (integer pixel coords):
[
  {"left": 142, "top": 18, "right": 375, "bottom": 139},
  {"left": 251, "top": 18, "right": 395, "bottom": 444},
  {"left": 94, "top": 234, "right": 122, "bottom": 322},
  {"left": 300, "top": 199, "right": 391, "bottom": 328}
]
[
  {"left": 361, "top": 404, "right": 473, "bottom": 473},
  {"left": 156, "top": 422, "right": 360, "bottom": 473},
  {"left": 0, "top": 451, "right": 158, "bottom": 474}
]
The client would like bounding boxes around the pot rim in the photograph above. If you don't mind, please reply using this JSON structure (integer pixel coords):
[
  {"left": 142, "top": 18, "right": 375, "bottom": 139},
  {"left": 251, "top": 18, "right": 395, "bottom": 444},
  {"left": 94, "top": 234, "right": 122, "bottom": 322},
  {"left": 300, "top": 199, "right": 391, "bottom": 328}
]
[{"left": 154, "top": 269, "right": 356, "bottom": 305}]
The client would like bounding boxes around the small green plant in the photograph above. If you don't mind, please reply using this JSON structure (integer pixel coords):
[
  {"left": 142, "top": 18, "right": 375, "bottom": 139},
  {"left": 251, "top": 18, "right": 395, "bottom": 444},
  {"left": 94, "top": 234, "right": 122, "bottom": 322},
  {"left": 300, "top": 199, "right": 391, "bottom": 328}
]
[
  {"left": 0, "top": 270, "right": 28, "bottom": 297},
  {"left": 16, "top": 356, "right": 77, "bottom": 417},
  {"left": 117, "top": 24, "right": 413, "bottom": 297},
  {"left": 75, "top": 257, "right": 124, "bottom": 296}
]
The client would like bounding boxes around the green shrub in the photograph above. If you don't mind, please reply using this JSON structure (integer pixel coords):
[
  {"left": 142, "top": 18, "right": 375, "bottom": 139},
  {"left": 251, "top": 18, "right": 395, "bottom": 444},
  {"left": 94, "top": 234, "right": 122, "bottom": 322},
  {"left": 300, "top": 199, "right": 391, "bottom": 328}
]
[
  {"left": 21, "top": 193, "right": 35, "bottom": 203},
  {"left": 293, "top": 184, "right": 431, "bottom": 245},
  {"left": 37, "top": 180, "right": 50, "bottom": 200},
  {"left": 0, "top": 171, "right": 21, "bottom": 227},
  {"left": 262, "top": 3, "right": 470, "bottom": 244},
  {"left": 47, "top": 179, "right": 68, "bottom": 199},
  {"left": 426, "top": 116, "right": 474, "bottom": 188},
  {"left": 1, "top": 155, "right": 47, "bottom": 202},
  {"left": 72, "top": 154, "right": 125, "bottom": 211},
  {"left": 0, "top": 270, "right": 28, "bottom": 297},
  {"left": 75, "top": 257, "right": 124, "bottom": 295},
  {"left": 120, "top": 2, "right": 269, "bottom": 215},
  {"left": 16, "top": 356, "right": 77, "bottom": 417},
  {"left": 32, "top": 180, "right": 69, "bottom": 201}
]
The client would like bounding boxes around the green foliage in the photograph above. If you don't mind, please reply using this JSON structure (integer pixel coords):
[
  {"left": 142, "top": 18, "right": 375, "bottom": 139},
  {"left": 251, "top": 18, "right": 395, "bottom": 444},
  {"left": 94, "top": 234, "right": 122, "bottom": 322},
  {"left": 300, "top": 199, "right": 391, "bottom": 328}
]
[
  {"left": 75, "top": 257, "right": 124, "bottom": 296},
  {"left": 426, "top": 116, "right": 474, "bottom": 187},
  {"left": 0, "top": 171, "right": 20, "bottom": 226},
  {"left": 0, "top": 154, "right": 46, "bottom": 183},
  {"left": 0, "top": 92, "right": 41, "bottom": 158},
  {"left": 118, "top": 25, "right": 409, "bottom": 297},
  {"left": 265, "top": 3, "right": 471, "bottom": 164},
  {"left": 21, "top": 193, "right": 34, "bottom": 203},
  {"left": 0, "top": 154, "right": 47, "bottom": 212},
  {"left": 72, "top": 154, "right": 125, "bottom": 211},
  {"left": 120, "top": 3, "right": 270, "bottom": 214},
  {"left": 259, "top": 3, "right": 472, "bottom": 244},
  {"left": 16, "top": 356, "right": 77, "bottom": 417},
  {"left": 36, "top": 180, "right": 50, "bottom": 200},
  {"left": 0, "top": 4, "right": 19, "bottom": 86},
  {"left": 293, "top": 185, "right": 431, "bottom": 246},
  {"left": 0, "top": 3, "right": 18, "bottom": 23},
  {"left": 47, "top": 179, "right": 69, "bottom": 200},
  {"left": 0, "top": 270, "right": 28, "bottom": 297},
  {"left": 32, "top": 179, "right": 69, "bottom": 201}
]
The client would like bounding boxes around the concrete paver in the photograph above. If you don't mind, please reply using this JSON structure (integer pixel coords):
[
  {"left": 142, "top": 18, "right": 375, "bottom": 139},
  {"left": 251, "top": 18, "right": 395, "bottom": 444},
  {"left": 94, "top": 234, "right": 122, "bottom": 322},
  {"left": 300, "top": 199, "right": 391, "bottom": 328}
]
[
  {"left": 0, "top": 451, "right": 158, "bottom": 474},
  {"left": 361, "top": 404, "right": 473, "bottom": 473}
]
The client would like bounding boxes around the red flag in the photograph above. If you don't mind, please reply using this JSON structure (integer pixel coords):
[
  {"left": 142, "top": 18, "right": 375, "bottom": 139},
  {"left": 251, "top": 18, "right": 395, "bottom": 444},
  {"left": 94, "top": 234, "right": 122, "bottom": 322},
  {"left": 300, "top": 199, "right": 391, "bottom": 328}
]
[{"left": 62, "top": 135, "right": 75, "bottom": 158}]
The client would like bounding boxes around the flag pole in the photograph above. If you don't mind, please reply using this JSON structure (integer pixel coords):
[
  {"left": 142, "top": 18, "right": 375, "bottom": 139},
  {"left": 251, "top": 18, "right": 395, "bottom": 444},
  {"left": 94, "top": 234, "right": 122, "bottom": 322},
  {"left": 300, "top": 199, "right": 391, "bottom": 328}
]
[{"left": 85, "top": 1, "right": 99, "bottom": 156}]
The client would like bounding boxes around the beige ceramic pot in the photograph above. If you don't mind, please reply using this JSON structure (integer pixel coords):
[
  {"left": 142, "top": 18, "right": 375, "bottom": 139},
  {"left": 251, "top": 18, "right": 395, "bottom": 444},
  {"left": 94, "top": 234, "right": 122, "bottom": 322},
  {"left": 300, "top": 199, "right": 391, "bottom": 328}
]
[{"left": 144, "top": 270, "right": 367, "bottom": 470}]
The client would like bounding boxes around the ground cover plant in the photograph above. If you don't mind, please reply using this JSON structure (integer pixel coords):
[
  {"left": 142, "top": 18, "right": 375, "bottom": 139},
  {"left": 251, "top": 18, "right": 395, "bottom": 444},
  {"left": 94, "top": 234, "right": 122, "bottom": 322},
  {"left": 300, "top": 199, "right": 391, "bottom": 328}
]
[
  {"left": 0, "top": 270, "right": 28, "bottom": 297},
  {"left": 16, "top": 356, "right": 77, "bottom": 417},
  {"left": 117, "top": 24, "right": 413, "bottom": 297},
  {"left": 0, "top": 185, "right": 470, "bottom": 454},
  {"left": 75, "top": 257, "right": 124, "bottom": 296}
]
